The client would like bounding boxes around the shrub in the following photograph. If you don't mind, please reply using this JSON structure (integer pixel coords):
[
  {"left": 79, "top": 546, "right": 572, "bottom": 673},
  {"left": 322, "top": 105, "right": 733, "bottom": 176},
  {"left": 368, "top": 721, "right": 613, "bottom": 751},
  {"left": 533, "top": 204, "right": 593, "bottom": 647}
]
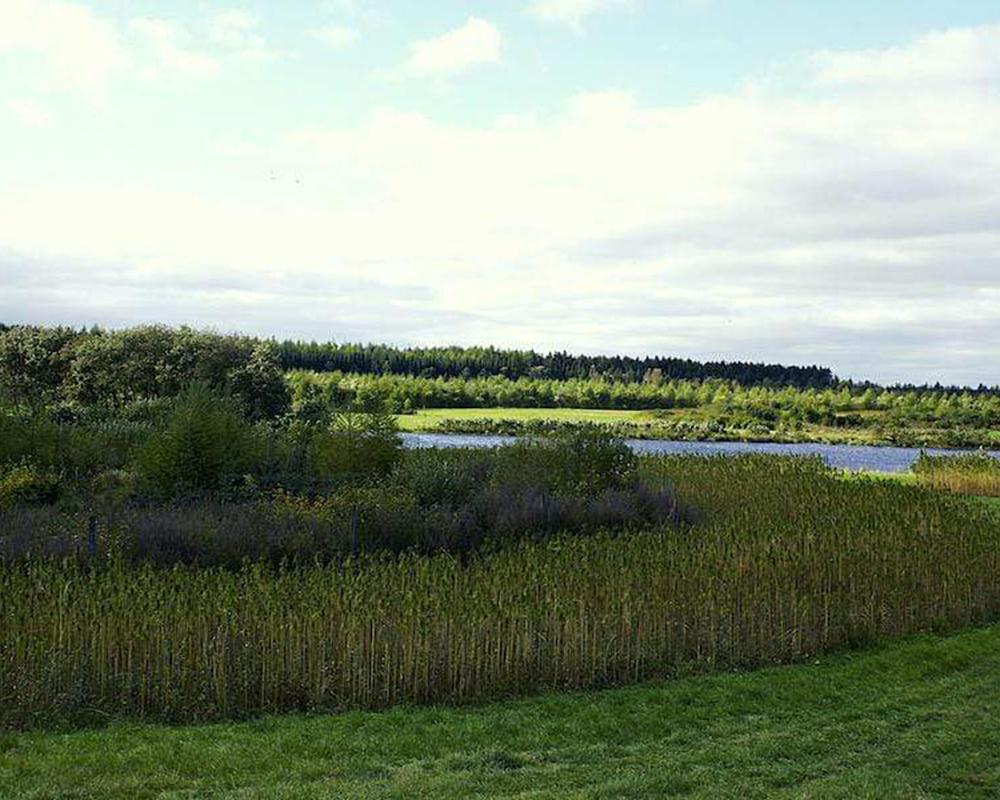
[
  {"left": 0, "top": 462, "right": 61, "bottom": 509},
  {"left": 390, "top": 448, "right": 494, "bottom": 507},
  {"left": 135, "top": 385, "right": 260, "bottom": 498},
  {"left": 306, "top": 410, "right": 402, "bottom": 483},
  {"left": 492, "top": 426, "right": 638, "bottom": 495},
  {"left": 0, "top": 413, "right": 142, "bottom": 478}
]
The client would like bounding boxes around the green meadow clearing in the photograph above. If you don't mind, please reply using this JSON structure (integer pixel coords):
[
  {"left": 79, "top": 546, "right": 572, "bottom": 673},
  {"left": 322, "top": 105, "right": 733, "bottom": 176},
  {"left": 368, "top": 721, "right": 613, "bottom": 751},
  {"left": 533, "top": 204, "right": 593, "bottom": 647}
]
[
  {"left": 390, "top": 406, "right": 925, "bottom": 445},
  {"left": 394, "top": 406, "right": 659, "bottom": 431}
]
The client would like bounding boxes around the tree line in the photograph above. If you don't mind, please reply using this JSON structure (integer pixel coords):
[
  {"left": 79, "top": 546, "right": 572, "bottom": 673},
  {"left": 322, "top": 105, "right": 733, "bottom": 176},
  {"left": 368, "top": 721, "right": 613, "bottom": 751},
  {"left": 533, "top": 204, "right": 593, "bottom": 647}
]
[
  {"left": 288, "top": 370, "right": 1000, "bottom": 429},
  {"left": 1, "top": 324, "right": 997, "bottom": 420},
  {"left": 273, "top": 340, "right": 837, "bottom": 388}
]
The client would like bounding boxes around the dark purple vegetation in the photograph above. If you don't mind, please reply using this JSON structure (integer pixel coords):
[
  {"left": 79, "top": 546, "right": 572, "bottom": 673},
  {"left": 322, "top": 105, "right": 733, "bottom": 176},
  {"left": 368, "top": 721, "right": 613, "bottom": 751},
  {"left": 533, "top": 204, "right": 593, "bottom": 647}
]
[
  {"left": 0, "top": 417, "right": 688, "bottom": 568},
  {"left": 0, "top": 481, "right": 685, "bottom": 569}
]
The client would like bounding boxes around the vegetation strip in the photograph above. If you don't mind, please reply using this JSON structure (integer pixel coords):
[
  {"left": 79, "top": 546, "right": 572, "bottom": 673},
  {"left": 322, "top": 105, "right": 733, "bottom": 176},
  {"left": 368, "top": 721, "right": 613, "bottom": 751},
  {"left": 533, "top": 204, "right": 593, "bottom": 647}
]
[
  {"left": 2, "top": 324, "right": 999, "bottom": 448},
  {"left": 292, "top": 372, "right": 1000, "bottom": 447}
]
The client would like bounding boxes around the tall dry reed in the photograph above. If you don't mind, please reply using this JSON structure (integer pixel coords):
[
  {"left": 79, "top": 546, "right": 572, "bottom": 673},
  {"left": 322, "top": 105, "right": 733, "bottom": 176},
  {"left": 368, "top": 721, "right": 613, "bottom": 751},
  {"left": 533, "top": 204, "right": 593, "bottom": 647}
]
[{"left": 2, "top": 455, "right": 999, "bottom": 726}]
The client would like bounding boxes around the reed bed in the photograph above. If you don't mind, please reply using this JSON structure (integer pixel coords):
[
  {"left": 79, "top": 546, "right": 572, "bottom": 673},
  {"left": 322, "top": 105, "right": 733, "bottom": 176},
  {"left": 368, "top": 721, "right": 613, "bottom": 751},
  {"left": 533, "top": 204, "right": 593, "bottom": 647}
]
[
  {"left": 912, "top": 453, "right": 1000, "bottom": 496},
  {"left": 2, "top": 455, "right": 1000, "bottom": 727}
]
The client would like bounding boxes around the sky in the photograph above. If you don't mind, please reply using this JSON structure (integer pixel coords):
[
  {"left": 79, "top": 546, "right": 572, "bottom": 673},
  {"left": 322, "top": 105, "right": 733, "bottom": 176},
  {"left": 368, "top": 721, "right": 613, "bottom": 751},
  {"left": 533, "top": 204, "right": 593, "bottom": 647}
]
[{"left": 1, "top": 1, "right": 998, "bottom": 385}]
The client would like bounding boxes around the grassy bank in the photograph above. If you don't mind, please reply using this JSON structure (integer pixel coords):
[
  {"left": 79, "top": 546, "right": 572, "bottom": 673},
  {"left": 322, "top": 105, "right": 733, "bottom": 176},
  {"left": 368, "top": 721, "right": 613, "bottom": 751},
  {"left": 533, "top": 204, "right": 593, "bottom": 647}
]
[
  {"left": 2, "top": 624, "right": 998, "bottom": 798},
  {"left": 393, "top": 406, "right": 997, "bottom": 447}
]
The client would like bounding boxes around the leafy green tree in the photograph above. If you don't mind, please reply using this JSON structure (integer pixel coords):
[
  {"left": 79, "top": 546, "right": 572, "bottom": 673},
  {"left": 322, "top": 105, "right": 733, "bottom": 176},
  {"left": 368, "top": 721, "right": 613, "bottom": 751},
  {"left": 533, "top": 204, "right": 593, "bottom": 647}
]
[
  {"left": 135, "top": 384, "right": 260, "bottom": 498},
  {"left": 226, "top": 342, "right": 291, "bottom": 421},
  {"left": 65, "top": 330, "right": 136, "bottom": 407},
  {"left": 0, "top": 325, "right": 79, "bottom": 409}
]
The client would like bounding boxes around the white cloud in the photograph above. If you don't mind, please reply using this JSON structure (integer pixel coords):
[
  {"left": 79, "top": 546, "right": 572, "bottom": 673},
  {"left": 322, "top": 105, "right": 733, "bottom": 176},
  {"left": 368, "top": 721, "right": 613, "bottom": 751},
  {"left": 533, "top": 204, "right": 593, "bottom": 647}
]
[
  {"left": 0, "top": 2, "right": 281, "bottom": 91},
  {"left": 399, "top": 17, "right": 501, "bottom": 78},
  {"left": 0, "top": 0, "right": 127, "bottom": 89},
  {"left": 2, "top": 25, "right": 1000, "bottom": 382},
  {"left": 208, "top": 8, "right": 258, "bottom": 40},
  {"left": 207, "top": 8, "right": 281, "bottom": 62},
  {"left": 321, "top": 0, "right": 364, "bottom": 13},
  {"left": 527, "top": 0, "right": 629, "bottom": 29},
  {"left": 309, "top": 26, "right": 361, "bottom": 49},
  {"left": 127, "top": 10, "right": 281, "bottom": 80},
  {"left": 319, "top": 0, "right": 389, "bottom": 26},
  {"left": 813, "top": 24, "right": 1000, "bottom": 88},
  {"left": 7, "top": 98, "right": 53, "bottom": 127},
  {"left": 127, "top": 18, "right": 220, "bottom": 79}
]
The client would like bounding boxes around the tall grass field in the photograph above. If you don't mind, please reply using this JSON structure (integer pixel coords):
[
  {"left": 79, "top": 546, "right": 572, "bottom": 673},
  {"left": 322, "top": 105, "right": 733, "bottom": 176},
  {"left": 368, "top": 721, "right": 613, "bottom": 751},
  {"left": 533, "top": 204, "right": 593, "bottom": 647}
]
[
  {"left": 914, "top": 452, "right": 1000, "bottom": 496},
  {"left": 3, "top": 454, "right": 999, "bottom": 727}
]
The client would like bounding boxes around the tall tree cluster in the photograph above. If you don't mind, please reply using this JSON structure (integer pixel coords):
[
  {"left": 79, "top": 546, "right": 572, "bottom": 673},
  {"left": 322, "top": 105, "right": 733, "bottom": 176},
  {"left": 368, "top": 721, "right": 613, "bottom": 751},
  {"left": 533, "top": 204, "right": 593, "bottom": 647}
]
[{"left": 0, "top": 325, "right": 289, "bottom": 420}]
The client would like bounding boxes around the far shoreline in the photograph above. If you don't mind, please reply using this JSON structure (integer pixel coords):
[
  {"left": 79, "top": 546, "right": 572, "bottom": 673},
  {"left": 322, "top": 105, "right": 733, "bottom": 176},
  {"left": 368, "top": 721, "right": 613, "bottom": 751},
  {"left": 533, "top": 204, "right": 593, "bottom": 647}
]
[{"left": 395, "top": 407, "right": 1000, "bottom": 451}]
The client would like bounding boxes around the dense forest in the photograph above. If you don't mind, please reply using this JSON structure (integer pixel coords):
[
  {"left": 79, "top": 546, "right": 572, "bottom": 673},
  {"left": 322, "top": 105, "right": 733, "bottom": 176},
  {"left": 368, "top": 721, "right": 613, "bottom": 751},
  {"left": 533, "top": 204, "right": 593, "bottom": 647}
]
[
  {"left": 286, "top": 370, "right": 1000, "bottom": 424},
  {"left": 272, "top": 339, "right": 837, "bottom": 388},
  {"left": 285, "top": 370, "right": 1000, "bottom": 447}
]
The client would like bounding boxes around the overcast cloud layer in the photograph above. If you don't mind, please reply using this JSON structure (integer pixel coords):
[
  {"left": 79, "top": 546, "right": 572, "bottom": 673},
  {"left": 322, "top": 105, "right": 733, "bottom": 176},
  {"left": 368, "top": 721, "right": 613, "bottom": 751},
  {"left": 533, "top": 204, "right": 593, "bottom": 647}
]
[{"left": 1, "top": 3, "right": 998, "bottom": 385}]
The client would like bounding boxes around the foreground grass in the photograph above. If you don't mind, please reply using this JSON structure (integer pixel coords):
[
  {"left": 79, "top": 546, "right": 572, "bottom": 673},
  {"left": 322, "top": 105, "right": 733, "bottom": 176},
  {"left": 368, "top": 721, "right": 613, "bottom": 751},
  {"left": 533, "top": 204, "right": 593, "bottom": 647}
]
[{"left": 3, "top": 626, "right": 999, "bottom": 799}]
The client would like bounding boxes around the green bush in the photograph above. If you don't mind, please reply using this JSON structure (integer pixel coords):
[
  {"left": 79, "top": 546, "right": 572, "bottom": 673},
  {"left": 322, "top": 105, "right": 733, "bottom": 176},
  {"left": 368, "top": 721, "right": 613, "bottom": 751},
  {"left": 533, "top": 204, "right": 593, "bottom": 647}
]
[
  {"left": 0, "top": 461, "right": 61, "bottom": 509},
  {"left": 273, "top": 484, "right": 425, "bottom": 552},
  {"left": 390, "top": 448, "right": 494, "bottom": 507},
  {"left": 135, "top": 385, "right": 260, "bottom": 498},
  {"left": 0, "top": 413, "right": 143, "bottom": 478},
  {"left": 492, "top": 426, "right": 638, "bottom": 495},
  {"left": 306, "top": 410, "right": 402, "bottom": 482}
]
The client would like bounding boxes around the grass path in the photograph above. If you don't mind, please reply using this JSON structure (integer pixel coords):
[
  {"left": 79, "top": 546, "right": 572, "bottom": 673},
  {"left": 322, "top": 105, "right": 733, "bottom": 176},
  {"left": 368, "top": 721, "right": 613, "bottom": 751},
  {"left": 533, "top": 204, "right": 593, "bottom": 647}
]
[{"left": 3, "top": 625, "right": 999, "bottom": 799}]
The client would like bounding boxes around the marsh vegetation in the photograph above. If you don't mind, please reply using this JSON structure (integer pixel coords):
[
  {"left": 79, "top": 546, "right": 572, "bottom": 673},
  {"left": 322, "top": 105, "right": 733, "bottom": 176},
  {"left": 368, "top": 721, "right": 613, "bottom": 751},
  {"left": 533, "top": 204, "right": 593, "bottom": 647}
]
[
  {"left": 914, "top": 453, "right": 1000, "bottom": 497},
  {"left": 3, "top": 421, "right": 999, "bottom": 725}
]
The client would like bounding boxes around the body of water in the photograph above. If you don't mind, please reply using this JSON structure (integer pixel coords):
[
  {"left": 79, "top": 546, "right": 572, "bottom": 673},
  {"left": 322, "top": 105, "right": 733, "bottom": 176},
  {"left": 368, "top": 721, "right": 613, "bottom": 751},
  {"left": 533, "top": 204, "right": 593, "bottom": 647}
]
[{"left": 402, "top": 433, "right": 1000, "bottom": 473}]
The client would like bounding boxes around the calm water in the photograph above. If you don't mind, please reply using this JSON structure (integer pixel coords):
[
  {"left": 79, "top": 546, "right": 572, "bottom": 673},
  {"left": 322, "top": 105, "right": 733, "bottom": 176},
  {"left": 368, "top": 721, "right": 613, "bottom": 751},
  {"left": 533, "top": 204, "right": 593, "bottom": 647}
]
[{"left": 402, "top": 433, "right": 1000, "bottom": 473}]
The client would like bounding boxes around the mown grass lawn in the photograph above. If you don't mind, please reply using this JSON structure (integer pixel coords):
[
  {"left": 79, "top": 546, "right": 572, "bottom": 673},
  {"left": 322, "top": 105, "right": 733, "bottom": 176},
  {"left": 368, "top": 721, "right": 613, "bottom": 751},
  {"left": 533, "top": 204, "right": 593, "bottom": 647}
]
[
  {"left": 2, "top": 625, "right": 999, "bottom": 799},
  {"left": 395, "top": 407, "right": 659, "bottom": 431},
  {"left": 392, "top": 407, "right": 897, "bottom": 446}
]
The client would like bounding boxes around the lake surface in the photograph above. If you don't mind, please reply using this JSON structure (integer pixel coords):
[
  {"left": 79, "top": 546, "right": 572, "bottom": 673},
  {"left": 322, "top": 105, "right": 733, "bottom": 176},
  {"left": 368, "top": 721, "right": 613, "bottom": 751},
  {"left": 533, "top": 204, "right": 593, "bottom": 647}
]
[{"left": 402, "top": 433, "right": 1000, "bottom": 473}]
